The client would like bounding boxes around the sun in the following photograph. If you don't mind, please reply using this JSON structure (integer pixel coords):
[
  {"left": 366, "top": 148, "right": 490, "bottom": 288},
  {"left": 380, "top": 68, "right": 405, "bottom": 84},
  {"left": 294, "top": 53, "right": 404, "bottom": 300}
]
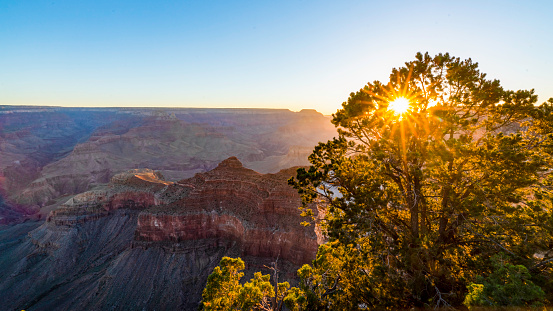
[{"left": 387, "top": 97, "right": 410, "bottom": 115}]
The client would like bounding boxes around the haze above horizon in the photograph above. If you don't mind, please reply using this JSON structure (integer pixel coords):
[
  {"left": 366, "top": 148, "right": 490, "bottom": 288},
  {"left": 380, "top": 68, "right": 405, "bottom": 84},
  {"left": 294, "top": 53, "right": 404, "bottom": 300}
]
[{"left": 1, "top": 0, "right": 552, "bottom": 115}]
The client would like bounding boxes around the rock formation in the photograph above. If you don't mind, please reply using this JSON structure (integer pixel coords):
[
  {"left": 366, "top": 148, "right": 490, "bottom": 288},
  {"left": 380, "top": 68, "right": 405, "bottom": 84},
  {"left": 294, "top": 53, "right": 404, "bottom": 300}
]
[
  {"left": 0, "top": 157, "right": 320, "bottom": 310},
  {"left": 0, "top": 106, "right": 336, "bottom": 224}
]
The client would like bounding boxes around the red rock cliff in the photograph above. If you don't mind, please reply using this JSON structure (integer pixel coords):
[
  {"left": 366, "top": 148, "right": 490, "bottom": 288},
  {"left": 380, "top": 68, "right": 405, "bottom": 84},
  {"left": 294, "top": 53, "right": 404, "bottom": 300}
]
[
  {"left": 49, "top": 157, "right": 319, "bottom": 266},
  {"left": 134, "top": 157, "right": 319, "bottom": 265}
]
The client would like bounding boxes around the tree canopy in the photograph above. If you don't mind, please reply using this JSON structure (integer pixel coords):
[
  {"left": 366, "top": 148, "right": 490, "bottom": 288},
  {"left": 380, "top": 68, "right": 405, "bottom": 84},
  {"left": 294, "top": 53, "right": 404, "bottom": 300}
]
[
  {"left": 290, "top": 52, "right": 553, "bottom": 308},
  {"left": 202, "top": 52, "right": 553, "bottom": 309},
  {"left": 200, "top": 257, "right": 305, "bottom": 311}
]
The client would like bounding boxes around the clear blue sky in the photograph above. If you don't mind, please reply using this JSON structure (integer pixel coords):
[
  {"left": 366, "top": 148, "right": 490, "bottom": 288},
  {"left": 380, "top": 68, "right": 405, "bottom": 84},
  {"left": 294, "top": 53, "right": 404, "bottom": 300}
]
[{"left": 1, "top": 0, "right": 552, "bottom": 115}]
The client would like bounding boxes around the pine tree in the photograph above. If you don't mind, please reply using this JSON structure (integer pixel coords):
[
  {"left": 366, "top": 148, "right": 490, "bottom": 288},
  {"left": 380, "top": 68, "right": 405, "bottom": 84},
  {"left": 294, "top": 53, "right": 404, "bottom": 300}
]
[{"left": 290, "top": 52, "right": 553, "bottom": 308}]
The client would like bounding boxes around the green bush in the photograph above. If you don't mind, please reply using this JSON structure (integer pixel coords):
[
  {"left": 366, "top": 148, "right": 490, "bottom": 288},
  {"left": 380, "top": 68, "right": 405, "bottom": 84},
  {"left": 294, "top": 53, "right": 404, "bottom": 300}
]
[{"left": 464, "top": 259, "right": 546, "bottom": 307}]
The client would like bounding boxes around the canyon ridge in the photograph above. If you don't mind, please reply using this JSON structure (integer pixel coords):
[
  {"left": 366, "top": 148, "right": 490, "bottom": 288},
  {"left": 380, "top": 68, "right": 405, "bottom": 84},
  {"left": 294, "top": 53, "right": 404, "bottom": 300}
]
[{"left": 0, "top": 106, "right": 335, "bottom": 310}]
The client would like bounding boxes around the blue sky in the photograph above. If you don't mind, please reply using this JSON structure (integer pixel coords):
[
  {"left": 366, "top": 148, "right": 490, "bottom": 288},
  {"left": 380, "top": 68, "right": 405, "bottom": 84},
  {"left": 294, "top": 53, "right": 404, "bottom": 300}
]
[{"left": 1, "top": 0, "right": 552, "bottom": 114}]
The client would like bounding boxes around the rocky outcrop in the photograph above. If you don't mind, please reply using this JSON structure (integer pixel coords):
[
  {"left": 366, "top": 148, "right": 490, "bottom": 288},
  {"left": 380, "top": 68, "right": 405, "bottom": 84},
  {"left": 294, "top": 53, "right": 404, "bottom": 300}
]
[
  {"left": 46, "top": 157, "right": 318, "bottom": 265},
  {"left": 45, "top": 168, "right": 183, "bottom": 226},
  {"left": 1, "top": 107, "right": 336, "bottom": 224},
  {"left": 0, "top": 158, "right": 319, "bottom": 310},
  {"left": 133, "top": 157, "right": 319, "bottom": 265}
]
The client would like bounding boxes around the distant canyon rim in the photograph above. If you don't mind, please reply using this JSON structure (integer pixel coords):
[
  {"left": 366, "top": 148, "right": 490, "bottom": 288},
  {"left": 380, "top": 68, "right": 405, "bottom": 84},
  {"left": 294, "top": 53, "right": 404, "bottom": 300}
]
[{"left": 0, "top": 106, "right": 336, "bottom": 224}]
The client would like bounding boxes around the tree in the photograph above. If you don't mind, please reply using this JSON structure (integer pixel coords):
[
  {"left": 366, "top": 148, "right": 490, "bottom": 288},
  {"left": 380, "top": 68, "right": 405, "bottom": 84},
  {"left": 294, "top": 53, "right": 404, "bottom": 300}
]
[
  {"left": 290, "top": 52, "right": 553, "bottom": 308},
  {"left": 200, "top": 257, "right": 306, "bottom": 311},
  {"left": 463, "top": 255, "right": 545, "bottom": 307}
]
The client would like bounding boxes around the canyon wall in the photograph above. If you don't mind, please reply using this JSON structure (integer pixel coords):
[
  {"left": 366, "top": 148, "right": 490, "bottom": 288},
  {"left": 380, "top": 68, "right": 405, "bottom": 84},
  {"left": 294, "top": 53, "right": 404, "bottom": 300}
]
[{"left": 0, "top": 157, "right": 320, "bottom": 310}]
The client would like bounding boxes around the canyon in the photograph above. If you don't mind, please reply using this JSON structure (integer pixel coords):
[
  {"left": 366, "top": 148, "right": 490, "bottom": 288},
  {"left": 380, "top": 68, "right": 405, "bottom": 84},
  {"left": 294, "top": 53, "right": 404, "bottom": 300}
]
[
  {"left": 0, "top": 106, "right": 333, "bottom": 310},
  {"left": 0, "top": 157, "right": 321, "bottom": 310},
  {"left": 0, "top": 106, "right": 335, "bottom": 223}
]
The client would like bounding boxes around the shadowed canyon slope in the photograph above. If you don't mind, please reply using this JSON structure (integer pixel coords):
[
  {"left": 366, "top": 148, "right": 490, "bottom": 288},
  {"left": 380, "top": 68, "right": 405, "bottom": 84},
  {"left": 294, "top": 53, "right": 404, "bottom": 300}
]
[
  {"left": 0, "top": 157, "right": 320, "bottom": 310},
  {"left": 0, "top": 106, "right": 336, "bottom": 224}
]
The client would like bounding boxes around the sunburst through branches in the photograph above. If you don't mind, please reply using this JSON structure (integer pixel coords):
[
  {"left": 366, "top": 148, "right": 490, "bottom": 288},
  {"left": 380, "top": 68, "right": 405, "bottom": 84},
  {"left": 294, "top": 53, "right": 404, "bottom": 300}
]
[{"left": 387, "top": 97, "right": 410, "bottom": 115}]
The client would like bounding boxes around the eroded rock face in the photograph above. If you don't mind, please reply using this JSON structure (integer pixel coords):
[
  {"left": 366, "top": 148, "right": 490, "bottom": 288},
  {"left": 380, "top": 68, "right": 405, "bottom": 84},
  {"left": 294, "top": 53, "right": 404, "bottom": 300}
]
[
  {"left": 48, "top": 157, "right": 318, "bottom": 265},
  {"left": 0, "top": 158, "right": 319, "bottom": 310},
  {"left": 133, "top": 157, "right": 319, "bottom": 265},
  {"left": 0, "top": 106, "right": 336, "bottom": 224},
  {"left": 0, "top": 107, "right": 143, "bottom": 223}
]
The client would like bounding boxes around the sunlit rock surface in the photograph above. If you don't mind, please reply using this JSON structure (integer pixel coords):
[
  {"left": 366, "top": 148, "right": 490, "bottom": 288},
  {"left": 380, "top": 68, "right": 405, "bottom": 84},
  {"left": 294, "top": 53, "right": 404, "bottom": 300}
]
[{"left": 0, "top": 157, "right": 320, "bottom": 311}]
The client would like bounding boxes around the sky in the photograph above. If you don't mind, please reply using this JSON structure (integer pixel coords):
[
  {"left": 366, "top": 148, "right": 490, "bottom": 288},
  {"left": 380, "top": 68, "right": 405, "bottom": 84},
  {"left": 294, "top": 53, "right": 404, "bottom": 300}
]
[{"left": 1, "top": 0, "right": 552, "bottom": 115}]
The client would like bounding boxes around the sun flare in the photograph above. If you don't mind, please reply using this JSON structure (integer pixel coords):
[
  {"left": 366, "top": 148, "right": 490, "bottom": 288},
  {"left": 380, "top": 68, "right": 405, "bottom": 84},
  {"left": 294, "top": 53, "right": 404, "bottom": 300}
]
[{"left": 387, "top": 97, "right": 410, "bottom": 115}]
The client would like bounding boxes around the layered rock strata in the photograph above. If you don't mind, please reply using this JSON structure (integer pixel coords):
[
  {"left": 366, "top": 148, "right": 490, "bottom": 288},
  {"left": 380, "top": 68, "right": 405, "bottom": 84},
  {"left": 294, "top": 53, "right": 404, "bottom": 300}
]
[
  {"left": 1, "top": 106, "right": 336, "bottom": 224},
  {"left": 134, "top": 157, "right": 319, "bottom": 265},
  {"left": 49, "top": 157, "right": 319, "bottom": 265},
  {"left": 0, "top": 157, "right": 319, "bottom": 310}
]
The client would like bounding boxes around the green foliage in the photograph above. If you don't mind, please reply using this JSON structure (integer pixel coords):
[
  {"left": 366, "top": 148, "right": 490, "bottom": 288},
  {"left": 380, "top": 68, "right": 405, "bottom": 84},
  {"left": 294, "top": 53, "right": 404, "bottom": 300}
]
[
  {"left": 289, "top": 52, "right": 553, "bottom": 308},
  {"left": 294, "top": 240, "right": 410, "bottom": 309},
  {"left": 200, "top": 257, "right": 307, "bottom": 311},
  {"left": 201, "top": 257, "right": 255, "bottom": 310},
  {"left": 464, "top": 257, "right": 546, "bottom": 307}
]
